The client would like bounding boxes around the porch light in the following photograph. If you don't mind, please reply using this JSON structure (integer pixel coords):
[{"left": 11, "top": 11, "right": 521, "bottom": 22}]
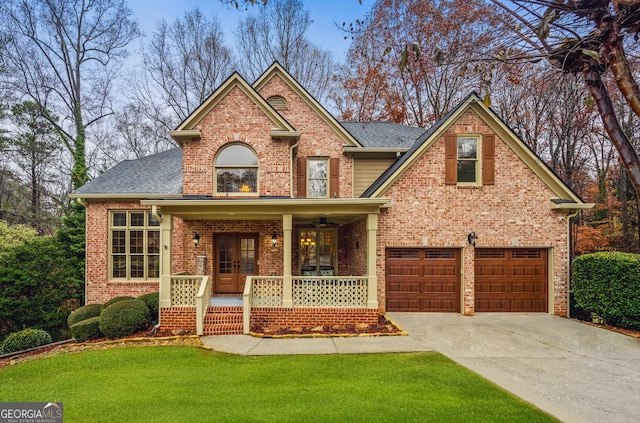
[
  {"left": 467, "top": 232, "right": 478, "bottom": 247},
  {"left": 272, "top": 233, "right": 278, "bottom": 247},
  {"left": 193, "top": 233, "right": 200, "bottom": 248}
]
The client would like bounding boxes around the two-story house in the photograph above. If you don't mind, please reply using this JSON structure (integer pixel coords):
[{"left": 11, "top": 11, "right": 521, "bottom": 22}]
[{"left": 70, "top": 63, "right": 592, "bottom": 335}]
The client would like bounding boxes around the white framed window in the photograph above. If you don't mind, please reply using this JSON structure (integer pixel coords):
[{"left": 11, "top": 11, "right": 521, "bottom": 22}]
[
  {"left": 457, "top": 136, "right": 481, "bottom": 185},
  {"left": 110, "top": 211, "right": 160, "bottom": 280},
  {"left": 215, "top": 143, "right": 259, "bottom": 194},
  {"left": 307, "top": 158, "right": 328, "bottom": 197}
]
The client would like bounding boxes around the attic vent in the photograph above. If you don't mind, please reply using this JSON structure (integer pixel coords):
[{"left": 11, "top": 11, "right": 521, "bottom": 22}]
[{"left": 267, "top": 95, "right": 288, "bottom": 110}]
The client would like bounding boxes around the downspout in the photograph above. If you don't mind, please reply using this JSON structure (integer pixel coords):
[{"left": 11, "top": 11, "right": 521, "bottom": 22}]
[
  {"left": 289, "top": 138, "right": 301, "bottom": 198},
  {"left": 152, "top": 205, "right": 162, "bottom": 223},
  {"left": 566, "top": 210, "right": 580, "bottom": 318}
]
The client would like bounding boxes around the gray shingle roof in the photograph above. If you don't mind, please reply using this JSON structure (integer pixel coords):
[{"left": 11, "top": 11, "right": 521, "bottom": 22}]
[
  {"left": 340, "top": 122, "right": 426, "bottom": 148},
  {"left": 72, "top": 148, "right": 182, "bottom": 195}
]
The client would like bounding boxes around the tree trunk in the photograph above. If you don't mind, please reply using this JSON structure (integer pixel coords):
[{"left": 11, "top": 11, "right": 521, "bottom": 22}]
[{"left": 582, "top": 62, "right": 640, "bottom": 198}]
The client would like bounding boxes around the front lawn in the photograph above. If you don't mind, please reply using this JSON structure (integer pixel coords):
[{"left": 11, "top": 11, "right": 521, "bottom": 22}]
[{"left": 0, "top": 347, "right": 557, "bottom": 422}]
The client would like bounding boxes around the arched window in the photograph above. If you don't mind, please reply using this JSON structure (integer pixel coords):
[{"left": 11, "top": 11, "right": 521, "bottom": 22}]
[{"left": 215, "top": 144, "right": 258, "bottom": 194}]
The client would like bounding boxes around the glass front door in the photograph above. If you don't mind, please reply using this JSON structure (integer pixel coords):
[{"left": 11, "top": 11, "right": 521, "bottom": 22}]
[
  {"left": 299, "top": 229, "right": 336, "bottom": 276},
  {"left": 215, "top": 233, "right": 258, "bottom": 293}
]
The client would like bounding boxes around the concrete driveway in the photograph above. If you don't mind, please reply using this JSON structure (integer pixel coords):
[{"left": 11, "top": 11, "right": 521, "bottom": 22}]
[
  {"left": 202, "top": 313, "right": 640, "bottom": 422},
  {"left": 388, "top": 313, "right": 640, "bottom": 423}
]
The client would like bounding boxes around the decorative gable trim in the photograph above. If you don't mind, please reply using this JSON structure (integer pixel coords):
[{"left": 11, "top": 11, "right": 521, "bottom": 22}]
[
  {"left": 253, "top": 62, "right": 363, "bottom": 148},
  {"left": 170, "top": 72, "right": 298, "bottom": 145},
  {"left": 364, "top": 93, "right": 592, "bottom": 209}
]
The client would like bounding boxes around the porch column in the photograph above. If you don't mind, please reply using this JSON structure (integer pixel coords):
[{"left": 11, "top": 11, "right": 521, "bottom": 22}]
[
  {"left": 159, "top": 213, "right": 173, "bottom": 309},
  {"left": 282, "top": 213, "right": 293, "bottom": 308},
  {"left": 366, "top": 213, "right": 379, "bottom": 309}
]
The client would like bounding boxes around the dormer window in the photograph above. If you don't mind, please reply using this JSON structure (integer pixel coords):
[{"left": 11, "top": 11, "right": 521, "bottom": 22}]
[{"left": 215, "top": 143, "right": 258, "bottom": 194}]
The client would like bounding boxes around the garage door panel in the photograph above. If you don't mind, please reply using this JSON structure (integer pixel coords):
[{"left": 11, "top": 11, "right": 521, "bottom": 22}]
[
  {"left": 423, "top": 264, "right": 457, "bottom": 276},
  {"left": 475, "top": 248, "right": 548, "bottom": 312},
  {"left": 387, "top": 265, "right": 421, "bottom": 277},
  {"left": 386, "top": 248, "right": 460, "bottom": 312}
]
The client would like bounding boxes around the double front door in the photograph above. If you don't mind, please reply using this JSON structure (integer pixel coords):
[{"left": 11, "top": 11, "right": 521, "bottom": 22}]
[{"left": 215, "top": 233, "right": 258, "bottom": 294}]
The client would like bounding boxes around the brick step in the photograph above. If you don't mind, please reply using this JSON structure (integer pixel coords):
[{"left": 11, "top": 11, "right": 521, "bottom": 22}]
[
  {"left": 203, "top": 323, "right": 243, "bottom": 336},
  {"left": 204, "top": 312, "right": 243, "bottom": 325},
  {"left": 202, "top": 305, "right": 243, "bottom": 335}
]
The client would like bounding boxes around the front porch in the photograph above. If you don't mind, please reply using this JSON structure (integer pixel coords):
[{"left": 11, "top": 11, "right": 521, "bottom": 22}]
[
  {"left": 161, "top": 274, "right": 377, "bottom": 335},
  {"left": 143, "top": 198, "right": 387, "bottom": 335}
]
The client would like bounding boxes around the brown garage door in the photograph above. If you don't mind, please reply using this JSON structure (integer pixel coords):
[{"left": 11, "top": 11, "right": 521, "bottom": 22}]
[
  {"left": 386, "top": 248, "right": 460, "bottom": 312},
  {"left": 475, "top": 249, "right": 548, "bottom": 312}
]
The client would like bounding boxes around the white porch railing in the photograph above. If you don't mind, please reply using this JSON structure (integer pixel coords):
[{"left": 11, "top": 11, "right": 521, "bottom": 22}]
[
  {"left": 195, "top": 276, "right": 211, "bottom": 336},
  {"left": 169, "top": 275, "right": 209, "bottom": 335},
  {"left": 242, "top": 276, "right": 369, "bottom": 334}
]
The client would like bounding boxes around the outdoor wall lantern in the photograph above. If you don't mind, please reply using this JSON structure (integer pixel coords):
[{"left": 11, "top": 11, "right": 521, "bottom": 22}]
[
  {"left": 193, "top": 233, "right": 200, "bottom": 248},
  {"left": 272, "top": 233, "right": 278, "bottom": 247},
  {"left": 467, "top": 232, "right": 478, "bottom": 247}
]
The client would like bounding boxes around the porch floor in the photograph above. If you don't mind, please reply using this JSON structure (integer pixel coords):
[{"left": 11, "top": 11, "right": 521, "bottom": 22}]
[{"left": 210, "top": 296, "right": 243, "bottom": 307}]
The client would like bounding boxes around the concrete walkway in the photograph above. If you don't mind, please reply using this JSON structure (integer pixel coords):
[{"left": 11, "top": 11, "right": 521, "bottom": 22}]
[{"left": 201, "top": 313, "right": 640, "bottom": 423}]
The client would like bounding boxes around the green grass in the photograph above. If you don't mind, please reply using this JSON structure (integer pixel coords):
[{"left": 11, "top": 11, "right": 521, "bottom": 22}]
[{"left": 0, "top": 347, "right": 558, "bottom": 422}]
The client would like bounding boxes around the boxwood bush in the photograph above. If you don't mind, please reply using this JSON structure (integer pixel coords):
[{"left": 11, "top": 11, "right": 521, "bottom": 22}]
[
  {"left": 67, "top": 303, "right": 103, "bottom": 328},
  {"left": 138, "top": 292, "right": 159, "bottom": 324},
  {"left": 103, "top": 296, "right": 135, "bottom": 309},
  {"left": 70, "top": 316, "right": 102, "bottom": 342},
  {"left": 573, "top": 252, "right": 640, "bottom": 329},
  {"left": 99, "top": 299, "right": 149, "bottom": 339},
  {"left": 1, "top": 328, "right": 52, "bottom": 354}
]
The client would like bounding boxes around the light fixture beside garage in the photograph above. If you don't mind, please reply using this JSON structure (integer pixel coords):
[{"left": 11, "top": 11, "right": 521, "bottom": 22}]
[{"left": 467, "top": 232, "right": 478, "bottom": 247}]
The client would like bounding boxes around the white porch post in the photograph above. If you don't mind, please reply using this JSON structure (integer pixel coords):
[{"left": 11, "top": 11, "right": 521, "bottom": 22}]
[
  {"left": 282, "top": 213, "right": 293, "bottom": 308},
  {"left": 159, "top": 213, "right": 173, "bottom": 309},
  {"left": 366, "top": 213, "right": 379, "bottom": 308}
]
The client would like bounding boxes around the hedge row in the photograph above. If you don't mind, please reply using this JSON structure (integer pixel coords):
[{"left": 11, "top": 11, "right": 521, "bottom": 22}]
[{"left": 573, "top": 252, "right": 640, "bottom": 330}]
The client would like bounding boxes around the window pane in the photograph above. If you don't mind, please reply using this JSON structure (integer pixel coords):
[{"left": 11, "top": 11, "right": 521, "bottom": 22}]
[
  {"left": 148, "top": 212, "right": 160, "bottom": 227},
  {"left": 457, "top": 138, "right": 477, "bottom": 159},
  {"left": 112, "top": 230, "right": 126, "bottom": 254},
  {"left": 112, "top": 255, "right": 127, "bottom": 278},
  {"left": 148, "top": 255, "right": 159, "bottom": 278},
  {"left": 130, "top": 212, "right": 145, "bottom": 227},
  {"left": 130, "top": 231, "right": 144, "bottom": 254},
  {"left": 457, "top": 161, "right": 476, "bottom": 183},
  {"left": 240, "top": 238, "right": 255, "bottom": 274},
  {"left": 217, "top": 169, "right": 257, "bottom": 193},
  {"left": 216, "top": 144, "right": 258, "bottom": 166},
  {"left": 300, "top": 230, "right": 317, "bottom": 273},
  {"left": 113, "top": 212, "right": 127, "bottom": 227},
  {"left": 308, "top": 159, "right": 327, "bottom": 179},
  {"left": 130, "top": 256, "right": 144, "bottom": 278},
  {"left": 309, "top": 179, "right": 327, "bottom": 197},
  {"left": 147, "top": 231, "right": 160, "bottom": 254}
]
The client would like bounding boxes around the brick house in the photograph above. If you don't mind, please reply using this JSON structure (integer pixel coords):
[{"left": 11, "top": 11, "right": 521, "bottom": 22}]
[{"left": 70, "top": 63, "right": 592, "bottom": 335}]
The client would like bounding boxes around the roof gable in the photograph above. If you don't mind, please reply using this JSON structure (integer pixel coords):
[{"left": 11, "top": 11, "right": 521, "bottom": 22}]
[
  {"left": 253, "top": 62, "right": 363, "bottom": 148},
  {"left": 362, "top": 93, "right": 588, "bottom": 206},
  {"left": 169, "top": 72, "right": 297, "bottom": 144}
]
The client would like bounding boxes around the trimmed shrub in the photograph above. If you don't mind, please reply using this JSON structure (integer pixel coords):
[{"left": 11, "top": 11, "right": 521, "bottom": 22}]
[
  {"left": 138, "top": 292, "right": 159, "bottom": 324},
  {"left": 573, "top": 252, "right": 640, "bottom": 329},
  {"left": 99, "top": 299, "right": 149, "bottom": 339},
  {"left": 70, "top": 316, "right": 102, "bottom": 342},
  {"left": 1, "top": 328, "right": 52, "bottom": 354},
  {"left": 103, "top": 296, "right": 135, "bottom": 310},
  {"left": 67, "top": 303, "right": 103, "bottom": 328}
]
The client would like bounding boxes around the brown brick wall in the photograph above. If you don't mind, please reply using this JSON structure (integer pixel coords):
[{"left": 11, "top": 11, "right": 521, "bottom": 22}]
[
  {"left": 251, "top": 307, "right": 378, "bottom": 328},
  {"left": 160, "top": 307, "right": 197, "bottom": 331},
  {"left": 376, "top": 109, "right": 570, "bottom": 316}
]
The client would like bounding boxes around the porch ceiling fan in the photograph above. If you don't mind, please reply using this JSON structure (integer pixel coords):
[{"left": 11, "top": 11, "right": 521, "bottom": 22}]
[{"left": 313, "top": 217, "right": 339, "bottom": 227}]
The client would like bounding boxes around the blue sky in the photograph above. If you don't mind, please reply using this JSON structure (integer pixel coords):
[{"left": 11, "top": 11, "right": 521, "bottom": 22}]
[{"left": 127, "top": 0, "right": 374, "bottom": 63}]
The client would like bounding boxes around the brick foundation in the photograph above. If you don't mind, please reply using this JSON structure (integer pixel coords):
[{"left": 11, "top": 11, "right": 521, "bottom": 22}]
[
  {"left": 250, "top": 307, "right": 378, "bottom": 328},
  {"left": 160, "top": 307, "right": 197, "bottom": 332}
]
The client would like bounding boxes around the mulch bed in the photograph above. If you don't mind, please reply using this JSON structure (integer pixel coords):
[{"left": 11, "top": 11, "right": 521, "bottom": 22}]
[{"left": 250, "top": 314, "right": 407, "bottom": 338}]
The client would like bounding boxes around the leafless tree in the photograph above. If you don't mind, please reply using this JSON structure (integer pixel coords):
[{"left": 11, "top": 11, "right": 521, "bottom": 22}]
[
  {"left": 235, "top": 0, "right": 336, "bottom": 104},
  {"left": 0, "top": 0, "right": 140, "bottom": 190},
  {"left": 131, "top": 8, "right": 234, "bottom": 128}
]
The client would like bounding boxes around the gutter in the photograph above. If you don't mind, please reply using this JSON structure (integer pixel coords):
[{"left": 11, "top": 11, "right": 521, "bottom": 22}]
[{"left": 289, "top": 137, "right": 301, "bottom": 198}]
